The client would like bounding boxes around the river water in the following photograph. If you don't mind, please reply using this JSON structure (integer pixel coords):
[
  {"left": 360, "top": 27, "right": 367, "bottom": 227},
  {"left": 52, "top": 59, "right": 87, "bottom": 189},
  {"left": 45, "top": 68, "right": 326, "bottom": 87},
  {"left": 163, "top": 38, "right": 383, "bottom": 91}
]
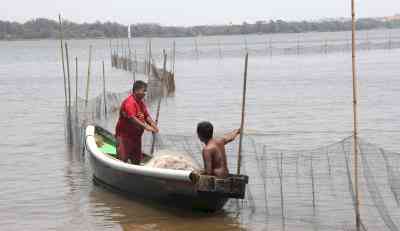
[{"left": 1, "top": 29, "right": 400, "bottom": 230}]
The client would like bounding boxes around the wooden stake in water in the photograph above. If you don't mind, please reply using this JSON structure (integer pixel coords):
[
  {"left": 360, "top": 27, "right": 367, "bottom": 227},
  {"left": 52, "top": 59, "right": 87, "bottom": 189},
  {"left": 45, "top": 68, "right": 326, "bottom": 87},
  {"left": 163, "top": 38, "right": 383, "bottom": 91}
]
[
  {"left": 244, "top": 37, "right": 248, "bottom": 53},
  {"left": 218, "top": 40, "right": 223, "bottom": 59},
  {"left": 150, "top": 52, "right": 166, "bottom": 155},
  {"left": 81, "top": 45, "right": 92, "bottom": 155},
  {"left": 172, "top": 40, "right": 176, "bottom": 75},
  {"left": 85, "top": 45, "right": 92, "bottom": 106},
  {"left": 75, "top": 57, "right": 78, "bottom": 117},
  {"left": 147, "top": 39, "right": 153, "bottom": 77},
  {"left": 194, "top": 38, "right": 199, "bottom": 59},
  {"left": 102, "top": 61, "right": 107, "bottom": 119},
  {"left": 351, "top": 0, "right": 361, "bottom": 230},
  {"left": 236, "top": 53, "right": 249, "bottom": 175},
  {"left": 109, "top": 39, "right": 112, "bottom": 59},
  {"left": 297, "top": 39, "right": 300, "bottom": 55},
  {"left": 269, "top": 39, "right": 273, "bottom": 57},
  {"left": 58, "top": 14, "right": 68, "bottom": 112},
  {"left": 133, "top": 49, "right": 137, "bottom": 82},
  {"left": 65, "top": 42, "right": 73, "bottom": 144},
  {"left": 324, "top": 39, "right": 328, "bottom": 54}
]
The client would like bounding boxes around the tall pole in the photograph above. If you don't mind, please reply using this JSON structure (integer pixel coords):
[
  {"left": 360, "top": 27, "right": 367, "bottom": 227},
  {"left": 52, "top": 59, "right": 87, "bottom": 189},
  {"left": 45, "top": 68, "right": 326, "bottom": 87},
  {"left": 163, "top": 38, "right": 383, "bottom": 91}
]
[
  {"left": 58, "top": 14, "right": 68, "bottom": 112},
  {"left": 149, "top": 39, "right": 152, "bottom": 77},
  {"left": 236, "top": 53, "right": 249, "bottom": 175},
  {"left": 150, "top": 52, "right": 166, "bottom": 155},
  {"left": 102, "top": 61, "right": 107, "bottom": 119},
  {"left": 81, "top": 45, "right": 92, "bottom": 155},
  {"left": 65, "top": 42, "right": 73, "bottom": 144},
  {"left": 351, "top": 0, "right": 361, "bottom": 230},
  {"left": 75, "top": 57, "right": 78, "bottom": 117},
  {"left": 85, "top": 45, "right": 92, "bottom": 106},
  {"left": 172, "top": 40, "right": 176, "bottom": 75},
  {"left": 133, "top": 49, "right": 137, "bottom": 82}
]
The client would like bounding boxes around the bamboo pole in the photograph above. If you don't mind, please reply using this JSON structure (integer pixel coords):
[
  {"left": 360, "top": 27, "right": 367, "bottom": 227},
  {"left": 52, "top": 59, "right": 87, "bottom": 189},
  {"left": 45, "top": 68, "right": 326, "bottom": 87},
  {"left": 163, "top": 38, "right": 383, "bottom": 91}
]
[
  {"left": 218, "top": 40, "right": 223, "bottom": 59},
  {"left": 279, "top": 152, "right": 285, "bottom": 227},
  {"left": 194, "top": 38, "right": 199, "bottom": 59},
  {"left": 85, "top": 45, "right": 92, "bottom": 106},
  {"left": 351, "top": 0, "right": 361, "bottom": 230},
  {"left": 109, "top": 39, "right": 112, "bottom": 58},
  {"left": 117, "top": 39, "right": 119, "bottom": 56},
  {"left": 172, "top": 40, "right": 176, "bottom": 75},
  {"left": 148, "top": 39, "right": 153, "bottom": 77},
  {"left": 102, "top": 61, "right": 107, "bottom": 119},
  {"left": 296, "top": 39, "right": 300, "bottom": 55},
  {"left": 324, "top": 39, "right": 328, "bottom": 54},
  {"left": 58, "top": 14, "right": 68, "bottom": 112},
  {"left": 75, "top": 57, "right": 78, "bottom": 117},
  {"left": 236, "top": 53, "right": 249, "bottom": 175},
  {"left": 134, "top": 49, "right": 137, "bottom": 82},
  {"left": 81, "top": 45, "right": 92, "bottom": 155},
  {"left": 150, "top": 52, "right": 166, "bottom": 155},
  {"left": 65, "top": 42, "right": 73, "bottom": 144},
  {"left": 269, "top": 39, "right": 273, "bottom": 57},
  {"left": 310, "top": 155, "right": 316, "bottom": 215}
]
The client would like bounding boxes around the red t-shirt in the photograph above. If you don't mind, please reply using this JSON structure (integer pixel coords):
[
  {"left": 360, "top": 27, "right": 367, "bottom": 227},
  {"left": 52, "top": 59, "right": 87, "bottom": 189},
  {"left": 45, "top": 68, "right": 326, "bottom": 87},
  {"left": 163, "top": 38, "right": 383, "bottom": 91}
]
[{"left": 115, "top": 94, "right": 150, "bottom": 138}]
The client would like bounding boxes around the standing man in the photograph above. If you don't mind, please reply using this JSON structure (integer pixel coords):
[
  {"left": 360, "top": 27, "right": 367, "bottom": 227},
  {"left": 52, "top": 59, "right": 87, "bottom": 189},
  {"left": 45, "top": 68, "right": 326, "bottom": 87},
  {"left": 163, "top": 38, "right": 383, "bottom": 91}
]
[
  {"left": 197, "top": 121, "right": 240, "bottom": 178},
  {"left": 115, "top": 80, "right": 159, "bottom": 164}
]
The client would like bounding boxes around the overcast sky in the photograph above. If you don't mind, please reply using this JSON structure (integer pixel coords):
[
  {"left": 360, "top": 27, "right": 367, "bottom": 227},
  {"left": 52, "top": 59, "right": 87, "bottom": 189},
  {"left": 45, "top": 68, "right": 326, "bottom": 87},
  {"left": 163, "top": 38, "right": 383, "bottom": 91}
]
[{"left": 1, "top": 0, "right": 399, "bottom": 26}]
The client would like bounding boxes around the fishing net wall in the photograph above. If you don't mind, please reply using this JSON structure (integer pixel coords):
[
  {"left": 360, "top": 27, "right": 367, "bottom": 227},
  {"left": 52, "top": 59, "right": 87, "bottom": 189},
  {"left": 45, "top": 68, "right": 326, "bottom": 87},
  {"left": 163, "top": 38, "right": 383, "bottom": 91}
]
[
  {"left": 143, "top": 133, "right": 400, "bottom": 231},
  {"left": 67, "top": 86, "right": 400, "bottom": 230},
  {"left": 110, "top": 35, "right": 400, "bottom": 60},
  {"left": 110, "top": 54, "right": 175, "bottom": 96}
]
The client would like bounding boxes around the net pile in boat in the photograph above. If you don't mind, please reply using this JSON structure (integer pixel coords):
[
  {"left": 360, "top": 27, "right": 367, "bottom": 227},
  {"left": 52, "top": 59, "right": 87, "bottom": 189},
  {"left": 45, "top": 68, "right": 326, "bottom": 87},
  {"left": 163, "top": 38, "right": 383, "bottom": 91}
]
[{"left": 145, "top": 149, "right": 200, "bottom": 171}]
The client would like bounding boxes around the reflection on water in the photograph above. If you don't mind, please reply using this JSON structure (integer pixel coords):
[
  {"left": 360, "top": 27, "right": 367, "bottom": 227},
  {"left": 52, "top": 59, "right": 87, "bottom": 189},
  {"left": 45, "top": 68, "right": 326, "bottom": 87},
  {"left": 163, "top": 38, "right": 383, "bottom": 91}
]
[{"left": 88, "top": 187, "right": 244, "bottom": 231}]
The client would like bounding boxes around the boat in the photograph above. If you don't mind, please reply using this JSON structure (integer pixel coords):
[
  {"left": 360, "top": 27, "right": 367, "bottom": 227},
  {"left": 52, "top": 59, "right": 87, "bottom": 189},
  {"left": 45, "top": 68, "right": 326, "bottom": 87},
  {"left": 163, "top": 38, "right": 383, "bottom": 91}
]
[{"left": 85, "top": 125, "right": 249, "bottom": 211}]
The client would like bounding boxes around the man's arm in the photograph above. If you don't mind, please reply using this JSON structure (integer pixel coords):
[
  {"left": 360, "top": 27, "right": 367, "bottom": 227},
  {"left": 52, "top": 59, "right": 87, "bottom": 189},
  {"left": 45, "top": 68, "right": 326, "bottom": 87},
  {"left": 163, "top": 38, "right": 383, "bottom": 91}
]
[
  {"left": 223, "top": 129, "right": 240, "bottom": 144},
  {"left": 145, "top": 116, "right": 159, "bottom": 133},
  {"left": 202, "top": 148, "right": 213, "bottom": 175},
  {"left": 121, "top": 111, "right": 155, "bottom": 132}
]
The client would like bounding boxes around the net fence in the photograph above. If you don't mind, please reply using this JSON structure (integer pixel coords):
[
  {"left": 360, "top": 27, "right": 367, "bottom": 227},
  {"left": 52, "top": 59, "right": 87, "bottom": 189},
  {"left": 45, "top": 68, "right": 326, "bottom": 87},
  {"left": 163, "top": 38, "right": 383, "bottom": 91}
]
[
  {"left": 144, "top": 133, "right": 400, "bottom": 230},
  {"left": 66, "top": 80, "right": 400, "bottom": 231},
  {"left": 110, "top": 35, "right": 400, "bottom": 60}
]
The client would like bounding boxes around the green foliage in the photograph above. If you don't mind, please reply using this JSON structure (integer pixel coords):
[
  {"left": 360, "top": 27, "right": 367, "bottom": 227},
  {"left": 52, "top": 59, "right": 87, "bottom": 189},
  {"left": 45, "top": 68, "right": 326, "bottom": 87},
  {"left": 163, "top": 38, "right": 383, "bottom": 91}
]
[{"left": 0, "top": 17, "right": 399, "bottom": 40}]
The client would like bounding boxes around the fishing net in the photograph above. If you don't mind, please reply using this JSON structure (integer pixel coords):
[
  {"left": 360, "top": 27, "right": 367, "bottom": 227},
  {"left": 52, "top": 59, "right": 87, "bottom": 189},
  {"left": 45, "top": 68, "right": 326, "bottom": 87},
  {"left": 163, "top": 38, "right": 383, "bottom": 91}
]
[
  {"left": 145, "top": 149, "right": 201, "bottom": 171},
  {"left": 141, "top": 133, "right": 400, "bottom": 231},
  {"left": 65, "top": 63, "right": 400, "bottom": 231}
]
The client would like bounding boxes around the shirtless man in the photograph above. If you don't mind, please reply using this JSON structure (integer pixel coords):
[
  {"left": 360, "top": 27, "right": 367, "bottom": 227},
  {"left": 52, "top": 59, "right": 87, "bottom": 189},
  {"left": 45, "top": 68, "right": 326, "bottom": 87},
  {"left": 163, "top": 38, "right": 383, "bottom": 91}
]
[{"left": 196, "top": 121, "right": 240, "bottom": 178}]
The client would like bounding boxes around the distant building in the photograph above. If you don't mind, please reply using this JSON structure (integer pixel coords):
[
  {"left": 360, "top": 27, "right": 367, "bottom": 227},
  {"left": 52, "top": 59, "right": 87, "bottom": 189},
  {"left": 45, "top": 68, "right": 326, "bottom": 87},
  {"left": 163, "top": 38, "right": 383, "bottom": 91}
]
[{"left": 383, "top": 14, "right": 400, "bottom": 21}]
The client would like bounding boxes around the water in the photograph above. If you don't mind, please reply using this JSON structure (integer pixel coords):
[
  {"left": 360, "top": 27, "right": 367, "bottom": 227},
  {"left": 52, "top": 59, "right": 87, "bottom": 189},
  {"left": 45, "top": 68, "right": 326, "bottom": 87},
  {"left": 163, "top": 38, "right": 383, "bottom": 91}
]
[{"left": 1, "top": 29, "right": 400, "bottom": 230}]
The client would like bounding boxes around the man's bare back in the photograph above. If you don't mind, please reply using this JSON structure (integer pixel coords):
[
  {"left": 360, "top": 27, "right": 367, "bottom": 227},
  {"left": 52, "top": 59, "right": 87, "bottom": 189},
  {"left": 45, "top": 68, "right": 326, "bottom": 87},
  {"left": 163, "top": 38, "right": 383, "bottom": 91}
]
[
  {"left": 202, "top": 138, "right": 229, "bottom": 178},
  {"left": 197, "top": 121, "right": 240, "bottom": 179}
]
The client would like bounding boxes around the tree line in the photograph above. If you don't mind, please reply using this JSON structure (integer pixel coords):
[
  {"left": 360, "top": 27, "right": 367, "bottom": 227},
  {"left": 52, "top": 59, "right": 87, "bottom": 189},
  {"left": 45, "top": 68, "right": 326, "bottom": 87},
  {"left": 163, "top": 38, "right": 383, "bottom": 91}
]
[{"left": 0, "top": 17, "right": 400, "bottom": 40}]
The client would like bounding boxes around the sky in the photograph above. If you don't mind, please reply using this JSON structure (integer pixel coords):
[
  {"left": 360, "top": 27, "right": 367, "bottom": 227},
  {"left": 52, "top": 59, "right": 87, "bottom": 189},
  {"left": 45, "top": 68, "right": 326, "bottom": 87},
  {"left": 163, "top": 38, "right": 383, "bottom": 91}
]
[{"left": 1, "top": 0, "right": 399, "bottom": 26}]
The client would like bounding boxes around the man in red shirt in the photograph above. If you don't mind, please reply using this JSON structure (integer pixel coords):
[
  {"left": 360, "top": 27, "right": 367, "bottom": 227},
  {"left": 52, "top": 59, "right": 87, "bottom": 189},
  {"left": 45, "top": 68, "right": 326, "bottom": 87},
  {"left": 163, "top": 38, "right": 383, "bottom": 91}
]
[{"left": 115, "top": 80, "right": 159, "bottom": 164}]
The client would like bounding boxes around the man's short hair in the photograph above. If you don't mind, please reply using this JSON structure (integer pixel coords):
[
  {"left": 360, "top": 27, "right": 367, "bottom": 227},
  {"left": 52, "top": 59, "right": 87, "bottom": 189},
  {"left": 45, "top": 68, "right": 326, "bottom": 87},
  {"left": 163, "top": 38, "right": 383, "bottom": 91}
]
[
  {"left": 197, "top": 121, "right": 213, "bottom": 140},
  {"left": 132, "top": 80, "right": 147, "bottom": 92}
]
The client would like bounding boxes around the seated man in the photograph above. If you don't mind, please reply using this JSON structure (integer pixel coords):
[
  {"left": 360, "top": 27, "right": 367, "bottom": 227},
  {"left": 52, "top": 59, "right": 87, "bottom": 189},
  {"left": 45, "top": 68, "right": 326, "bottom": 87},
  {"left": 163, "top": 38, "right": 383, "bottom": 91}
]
[{"left": 197, "top": 121, "right": 240, "bottom": 178}]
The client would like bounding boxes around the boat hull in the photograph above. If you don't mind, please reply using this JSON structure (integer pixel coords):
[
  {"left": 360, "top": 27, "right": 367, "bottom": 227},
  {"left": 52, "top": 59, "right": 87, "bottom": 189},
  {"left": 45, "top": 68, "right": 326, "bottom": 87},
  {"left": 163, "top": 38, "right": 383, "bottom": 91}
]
[{"left": 86, "top": 125, "right": 228, "bottom": 211}]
